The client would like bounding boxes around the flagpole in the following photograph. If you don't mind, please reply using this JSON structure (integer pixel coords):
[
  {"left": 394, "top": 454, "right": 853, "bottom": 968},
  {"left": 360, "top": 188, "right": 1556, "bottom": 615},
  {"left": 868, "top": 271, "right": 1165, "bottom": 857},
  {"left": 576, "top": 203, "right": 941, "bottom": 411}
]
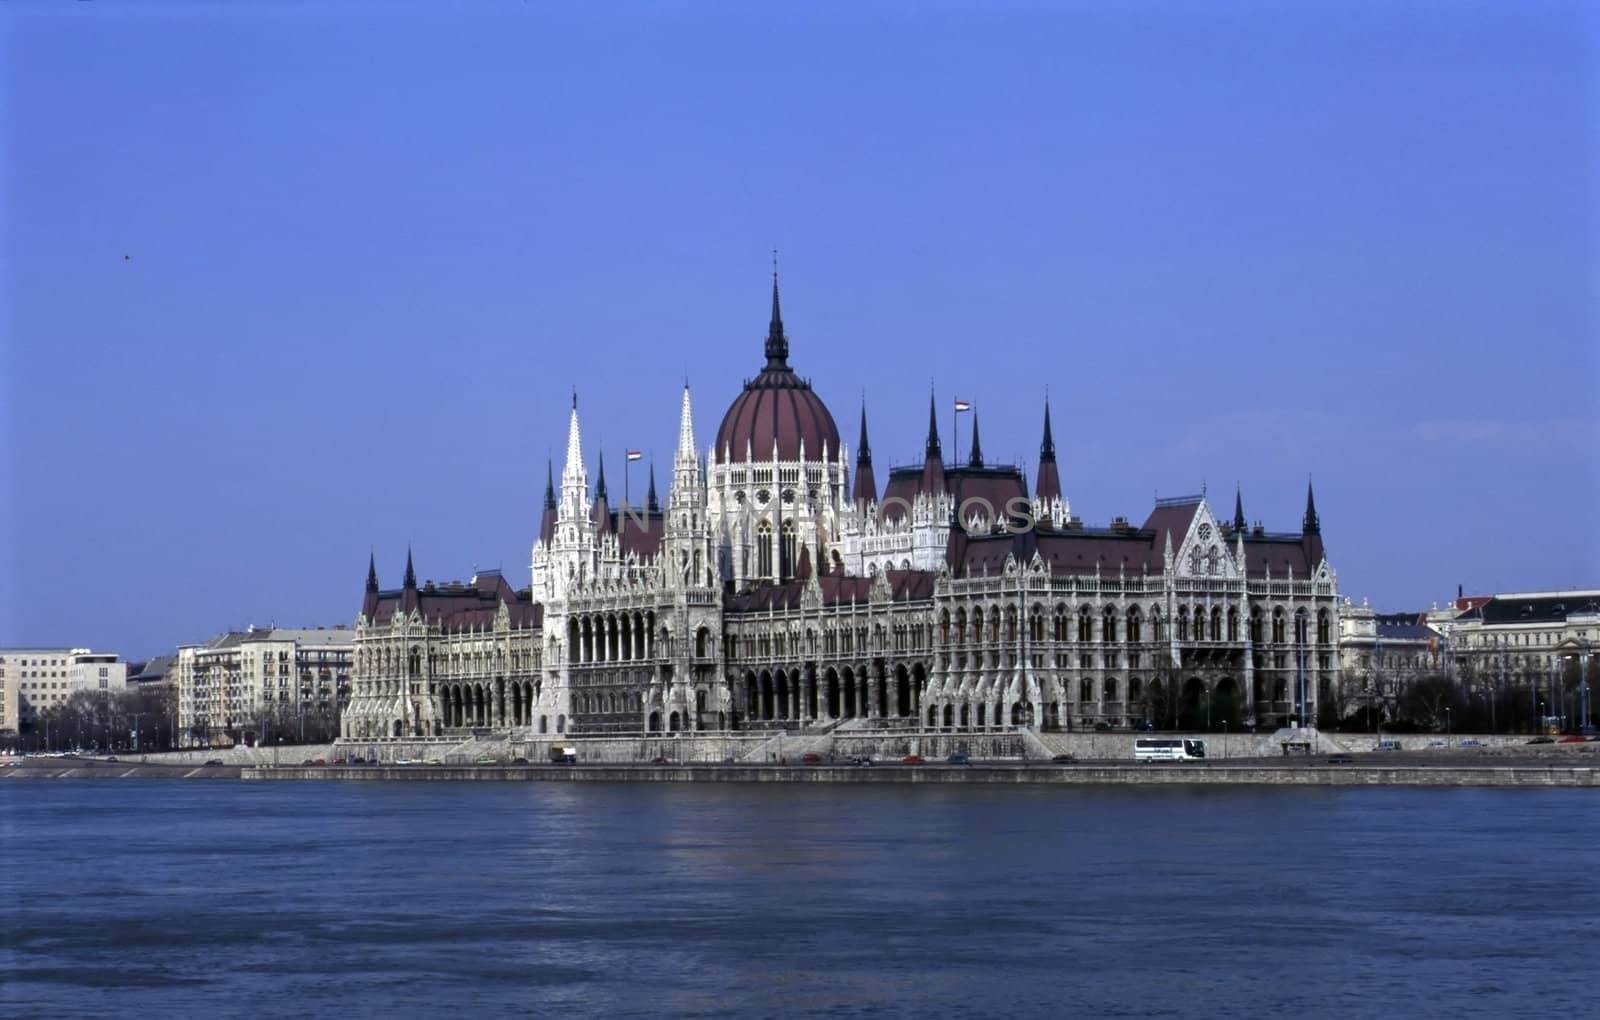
[
  {"left": 952, "top": 402, "right": 958, "bottom": 469},
  {"left": 624, "top": 458, "right": 631, "bottom": 508}
]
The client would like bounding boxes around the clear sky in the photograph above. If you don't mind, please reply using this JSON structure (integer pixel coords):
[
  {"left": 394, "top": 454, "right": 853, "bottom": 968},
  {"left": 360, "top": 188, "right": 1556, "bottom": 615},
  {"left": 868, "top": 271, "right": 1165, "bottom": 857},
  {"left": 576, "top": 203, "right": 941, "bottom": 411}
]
[{"left": 3, "top": 1, "right": 1596, "bottom": 659}]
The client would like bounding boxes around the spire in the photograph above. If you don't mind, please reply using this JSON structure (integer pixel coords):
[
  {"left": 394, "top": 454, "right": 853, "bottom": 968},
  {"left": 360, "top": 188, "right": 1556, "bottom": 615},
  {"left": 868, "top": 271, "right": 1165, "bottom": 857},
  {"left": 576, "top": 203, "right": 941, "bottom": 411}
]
[
  {"left": 647, "top": 462, "right": 660, "bottom": 513},
  {"left": 1303, "top": 478, "right": 1320, "bottom": 535},
  {"left": 856, "top": 403, "right": 872, "bottom": 466},
  {"left": 921, "top": 390, "right": 946, "bottom": 495},
  {"left": 595, "top": 451, "right": 608, "bottom": 503},
  {"left": 538, "top": 459, "right": 558, "bottom": 545},
  {"left": 764, "top": 255, "right": 790, "bottom": 371},
  {"left": 403, "top": 547, "right": 416, "bottom": 589},
  {"left": 968, "top": 412, "right": 984, "bottom": 468},
  {"left": 591, "top": 452, "right": 612, "bottom": 534},
  {"left": 366, "top": 551, "right": 378, "bottom": 594},
  {"left": 1233, "top": 485, "right": 1246, "bottom": 532},
  {"left": 1035, "top": 399, "right": 1061, "bottom": 503},
  {"left": 676, "top": 385, "right": 697, "bottom": 464},
  {"left": 854, "top": 400, "right": 878, "bottom": 506}
]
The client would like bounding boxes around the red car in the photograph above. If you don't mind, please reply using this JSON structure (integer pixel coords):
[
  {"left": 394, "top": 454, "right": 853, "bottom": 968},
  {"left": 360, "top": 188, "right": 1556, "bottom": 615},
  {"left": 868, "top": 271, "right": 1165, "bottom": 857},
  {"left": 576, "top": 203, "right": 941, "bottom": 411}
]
[
  {"left": 1558, "top": 735, "right": 1586, "bottom": 744},
  {"left": 902, "top": 755, "right": 925, "bottom": 765},
  {"left": 800, "top": 753, "right": 822, "bottom": 764},
  {"left": 302, "top": 758, "right": 327, "bottom": 766}
]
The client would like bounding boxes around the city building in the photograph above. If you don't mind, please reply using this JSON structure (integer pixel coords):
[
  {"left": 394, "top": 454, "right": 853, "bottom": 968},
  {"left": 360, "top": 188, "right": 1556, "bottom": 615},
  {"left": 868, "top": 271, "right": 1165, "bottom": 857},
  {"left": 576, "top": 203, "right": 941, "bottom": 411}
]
[
  {"left": 0, "top": 648, "right": 129, "bottom": 731},
  {"left": 176, "top": 627, "right": 353, "bottom": 745},
  {"left": 341, "top": 277, "right": 1342, "bottom": 743},
  {"left": 1439, "top": 589, "right": 1600, "bottom": 729},
  {"left": 1335, "top": 601, "right": 1446, "bottom": 725}
]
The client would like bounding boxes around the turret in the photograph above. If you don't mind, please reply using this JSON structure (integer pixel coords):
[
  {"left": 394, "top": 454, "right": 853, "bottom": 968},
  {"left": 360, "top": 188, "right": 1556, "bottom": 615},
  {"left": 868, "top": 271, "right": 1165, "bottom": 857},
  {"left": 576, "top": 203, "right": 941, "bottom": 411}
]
[
  {"left": 1035, "top": 399, "right": 1061, "bottom": 502},
  {"left": 921, "top": 391, "right": 946, "bottom": 495}
]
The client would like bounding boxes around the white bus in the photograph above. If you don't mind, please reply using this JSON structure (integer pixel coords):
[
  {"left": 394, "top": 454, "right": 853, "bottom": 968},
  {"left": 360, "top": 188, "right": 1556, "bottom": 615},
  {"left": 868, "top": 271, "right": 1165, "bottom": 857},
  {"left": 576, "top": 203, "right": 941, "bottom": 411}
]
[{"left": 1134, "top": 738, "right": 1206, "bottom": 761}]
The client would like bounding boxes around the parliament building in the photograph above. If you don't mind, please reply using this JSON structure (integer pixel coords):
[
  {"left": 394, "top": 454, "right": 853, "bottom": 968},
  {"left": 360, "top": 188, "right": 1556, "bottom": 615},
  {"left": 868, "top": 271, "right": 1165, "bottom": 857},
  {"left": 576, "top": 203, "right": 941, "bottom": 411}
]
[{"left": 341, "top": 278, "right": 1341, "bottom": 743}]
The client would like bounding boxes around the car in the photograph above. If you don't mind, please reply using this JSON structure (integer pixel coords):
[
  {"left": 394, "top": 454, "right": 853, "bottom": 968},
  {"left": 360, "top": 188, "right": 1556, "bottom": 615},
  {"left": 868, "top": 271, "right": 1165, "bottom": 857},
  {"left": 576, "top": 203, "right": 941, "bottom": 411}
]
[
  {"left": 105, "top": 755, "right": 119, "bottom": 762},
  {"left": 204, "top": 759, "right": 225, "bottom": 766},
  {"left": 1528, "top": 736, "right": 1555, "bottom": 745},
  {"left": 1327, "top": 754, "right": 1354, "bottom": 765},
  {"left": 1457, "top": 739, "right": 1484, "bottom": 749},
  {"left": 476, "top": 756, "right": 500, "bottom": 765},
  {"left": 425, "top": 758, "right": 443, "bottom": 766},
  {"left": 848, "top": 755, "right": 874, "bottom": 767},
  {"left": 1132, "top": 720, "right": 1155, "bottom": 732},
  {"left": 511, "top": 756, "right": 530, "bottom": 765},
  {"left": 303, "top": 758, "right": 326, "bottom": 766},
  {"left": 945, "top": 752, "right": 970, "bottom": 766},
  {"left": 650, "top": 756, "right": 670, "bottom": 764},
  {"left": 393, "top": 758, "right": 416, "bottom": 765},
  {"left": 1375, "top": 740, "right": 1402, "bottom": 752},
  {"left": 332, "top": 757, "right": 348, "bottom": 765},
  {"left": 1558, "top": 735, "right": 1586, "bottom": 744},
  {"left": 1051, "top": 753, "right": 1077, "bottom": 763},
  {"left": 350, "top": 756, "right": 368, "bottom": 765},
  {"left": 1427, "top": 740, "right": 1447, "bottom": 748},
  {"left": 800, "top": 752, "right": 822, "bottom": 764},
  {"left": 1093, "top": 722, "right": 1112, "bottom": 732},
  {"left": 902, "top": 755, "right": 924, "bottom": 765}
]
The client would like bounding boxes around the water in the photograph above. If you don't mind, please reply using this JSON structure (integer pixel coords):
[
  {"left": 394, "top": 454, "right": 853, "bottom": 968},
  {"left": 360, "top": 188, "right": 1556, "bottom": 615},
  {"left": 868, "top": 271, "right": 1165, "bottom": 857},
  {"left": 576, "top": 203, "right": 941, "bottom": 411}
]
[{"left": 2, "top": 780, "right": 1597, "bottom": 1018}]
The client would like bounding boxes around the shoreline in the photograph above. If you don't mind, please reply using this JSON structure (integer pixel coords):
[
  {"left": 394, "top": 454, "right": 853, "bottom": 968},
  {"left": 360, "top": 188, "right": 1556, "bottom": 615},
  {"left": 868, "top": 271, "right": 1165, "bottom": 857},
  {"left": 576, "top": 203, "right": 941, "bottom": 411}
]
[{"left": 6, "top": 758, "right": 1598, "bottom": 787}]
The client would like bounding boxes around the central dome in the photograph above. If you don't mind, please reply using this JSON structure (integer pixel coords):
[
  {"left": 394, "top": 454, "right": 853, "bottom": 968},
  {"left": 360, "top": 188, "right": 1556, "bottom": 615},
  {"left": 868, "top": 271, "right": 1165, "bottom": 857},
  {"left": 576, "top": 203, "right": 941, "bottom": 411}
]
[{"left": 714, "top": 278, "right": 840, "bottom": 463}]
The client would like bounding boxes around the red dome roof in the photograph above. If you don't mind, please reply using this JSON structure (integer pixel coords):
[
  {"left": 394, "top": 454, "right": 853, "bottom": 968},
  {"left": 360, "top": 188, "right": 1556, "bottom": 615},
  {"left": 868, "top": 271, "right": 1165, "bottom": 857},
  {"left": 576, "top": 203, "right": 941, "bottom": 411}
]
[
  {"left": 716, "top": 368, "right": 840, "bottom": 463},
  {"left": 714, "top": 275, "right": 840, "bottom": 463}
]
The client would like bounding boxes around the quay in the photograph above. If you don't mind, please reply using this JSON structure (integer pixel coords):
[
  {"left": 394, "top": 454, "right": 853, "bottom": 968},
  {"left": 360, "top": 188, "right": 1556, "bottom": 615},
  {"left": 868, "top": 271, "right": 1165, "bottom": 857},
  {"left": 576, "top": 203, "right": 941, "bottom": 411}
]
[{"left": 5, "top": 755, "right": 1599, "bottom": 787}]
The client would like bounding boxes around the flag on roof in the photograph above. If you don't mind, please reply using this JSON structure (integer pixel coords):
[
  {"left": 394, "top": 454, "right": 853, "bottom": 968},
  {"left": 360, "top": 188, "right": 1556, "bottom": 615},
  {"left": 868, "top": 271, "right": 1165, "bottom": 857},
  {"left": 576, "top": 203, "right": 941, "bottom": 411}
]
[
  {"left": 625, "top": 450, "right": 643, "bottom": 461},
  {"left": 954, "top": 399, "right": 972, "bottom": 412}
]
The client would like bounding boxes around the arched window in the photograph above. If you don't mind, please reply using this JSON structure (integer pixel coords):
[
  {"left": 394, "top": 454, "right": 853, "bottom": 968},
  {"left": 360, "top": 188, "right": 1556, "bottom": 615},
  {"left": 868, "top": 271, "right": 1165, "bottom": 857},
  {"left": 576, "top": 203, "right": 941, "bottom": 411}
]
[
  {"left": 1127, "top": 608, "right": 1142, "bottom": 643},
  {"left": 1102, "top": 607, "right": 1117, "bottom": 643},
  {"left": 780, "top": 519, "right": 797, "bottom": 580},
  {"left": 1177, "top": 608, "right": 1189, "bottom": 641},
  {"left": 1077, "top": 606, "right": 1092, "bottom": 642},
  {"left": 757, "top": 521, "right": 773, "bottom": 579}
]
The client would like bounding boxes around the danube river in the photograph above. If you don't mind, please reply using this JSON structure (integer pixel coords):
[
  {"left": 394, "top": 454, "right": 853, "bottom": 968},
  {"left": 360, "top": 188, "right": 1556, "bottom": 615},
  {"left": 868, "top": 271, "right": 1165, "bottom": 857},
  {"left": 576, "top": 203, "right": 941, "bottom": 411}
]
[{"left": 3, "top": 781, "right": 1597, "bottom": 1017}]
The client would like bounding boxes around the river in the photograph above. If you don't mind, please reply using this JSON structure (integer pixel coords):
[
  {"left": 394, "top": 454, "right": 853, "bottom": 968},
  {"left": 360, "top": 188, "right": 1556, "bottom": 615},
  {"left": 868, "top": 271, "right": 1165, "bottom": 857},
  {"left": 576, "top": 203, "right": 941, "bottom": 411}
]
[{"left": 2, "top": 781, "right": 1596, "bottom": 1017}]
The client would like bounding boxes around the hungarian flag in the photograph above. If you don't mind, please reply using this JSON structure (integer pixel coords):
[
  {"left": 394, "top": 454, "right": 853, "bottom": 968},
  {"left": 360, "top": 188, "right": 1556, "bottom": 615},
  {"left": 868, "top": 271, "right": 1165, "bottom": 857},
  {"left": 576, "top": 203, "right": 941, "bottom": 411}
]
[
  {"left": 954, "top": 399, "right": 972, "bottom": 412},
  {"left": 626, "top": 450, "right": 643, "bottom": 462}
]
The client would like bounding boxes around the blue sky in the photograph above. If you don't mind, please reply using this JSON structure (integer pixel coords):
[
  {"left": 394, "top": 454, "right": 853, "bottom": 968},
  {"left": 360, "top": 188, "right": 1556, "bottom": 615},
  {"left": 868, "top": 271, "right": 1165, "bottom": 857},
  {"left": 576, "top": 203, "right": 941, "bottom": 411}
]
[{"left": 3, "top": 1, "right": 1596, "bottom": 658}]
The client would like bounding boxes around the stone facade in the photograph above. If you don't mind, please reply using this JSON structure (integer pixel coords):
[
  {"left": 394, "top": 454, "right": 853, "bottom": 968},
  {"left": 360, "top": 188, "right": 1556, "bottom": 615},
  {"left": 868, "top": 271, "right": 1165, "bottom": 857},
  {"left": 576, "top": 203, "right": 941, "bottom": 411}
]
[
  {"left": 177, "top": 627, "right": 353, "bottom": 745},
  {"left": 0, "top": 648, "right": 128, "bottom": 731},
  {"left": 340, "top": 277, "right": 1341, "bottom": 744}
]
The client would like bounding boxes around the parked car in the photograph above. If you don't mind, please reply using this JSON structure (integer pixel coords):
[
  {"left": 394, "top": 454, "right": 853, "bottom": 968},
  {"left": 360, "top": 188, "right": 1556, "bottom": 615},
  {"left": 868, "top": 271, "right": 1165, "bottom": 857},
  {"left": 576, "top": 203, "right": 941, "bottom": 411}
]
[
  {"left": 1558, "top": 735, "right": 1586, "bottom": 744},
  {"left": 1427, "top": 740, "right": 1447, "bottom": 748},
  {"left": 800, "top": 752, "right": 822, "bottom": 764},
  {"left": 1456, "top": 739, "right": 1484, "bottom": 749},
  {"left": 332, "top": 757, "right": 347, "bottom": 765},
  {"left": 204, "top": 759, "right": 225, "bottom": 766},
  {"left": 945, "top": 752, "right": 970, "bottom": 766},
  {"left": 1133, "top": 720, "right": 1155, "bottom": 732},
  {"left": 1528, "top": 736, "right": 1555, "bottom": 745},
  {"left": 902, "top": 755, "right": 925, "bottom": 765},
  {"left": 302, "top": 758, "right": 326, "bottom": 766},
  {"left": 850, "top": 755, "right": 874, "bottom": 767},
  {"left": 1327, "top": 754, "right": 1354, "bottom": 765},
  {"left": 1093, "top": 722, "right": 1111, "bottom": 732},
  {"left": 1375, "top": 740, "right": 1402, "bottom": 752},
  {"left": 1051, "top": 753, "right": 1077, "bottom": 763},
  {"left": 476, "top": 756, "right": 500, "bottom": 766},
  {"left": 511, "top": 757, "right": 530, "bottom": 765},
  {"left": 650, "top": 756, "right": 670, "bottom": 764}
]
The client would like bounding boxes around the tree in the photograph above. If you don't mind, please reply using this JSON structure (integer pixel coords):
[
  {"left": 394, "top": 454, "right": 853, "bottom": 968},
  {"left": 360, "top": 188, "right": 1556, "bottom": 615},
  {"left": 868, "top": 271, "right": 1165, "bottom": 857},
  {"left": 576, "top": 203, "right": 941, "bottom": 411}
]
[{"left": 1399, "top": 673, "right": 1464, "bottom": 732}]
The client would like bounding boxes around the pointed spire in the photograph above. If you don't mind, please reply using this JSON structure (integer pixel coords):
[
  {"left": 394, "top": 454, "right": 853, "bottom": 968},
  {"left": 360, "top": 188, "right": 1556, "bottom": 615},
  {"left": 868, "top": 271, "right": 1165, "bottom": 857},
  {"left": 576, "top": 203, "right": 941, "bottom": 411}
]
[
  {"left": 1040, "top": 399, "right": 1056, "bottom": 461},
  {"left": 366, "top": 551, "right": 378, "bottom": 593},
  {"left": 647, "top": 462, "right": 660, "bottom": 513},
  {"left": 543, "top": 460, "right": 556, "bottom": 510},
  {"left": 1035, "top": 399, "right": 1061, "bottom": 503},
  {"left": 676, "top": 384, "right": 697, "bottom": 464},
  {"left": 925, "top": 390, "right": 941, "bottom": 460},
  {"left": 538, "top": 459, "right": 558, "bottom": 545},
  {"left": 921, "top": 389, "right": 946, "bottom": 495},
  {"left": 1233, "top": 485, "right": 1246, "bottom": 532},
  {"left": 764, "top": 254, "right": 790, "bottom": 371},
  {"left": 595, "top": 451, "right": 608, "bottom": 503},
  {"left": 856, "top": 403, "right": 872, "bottom": 466},
  {"left": 854, "top": 400, "right": 878, "bottom": 506},
  {"left": 968, "top": 412, "right": 984, "bottom": 468},
  {"left": 403, "top": 547, "right": 416, "bottom": 589},
  {"left": 1303, "top": 478, "right": 1320, "bottom": 535}
]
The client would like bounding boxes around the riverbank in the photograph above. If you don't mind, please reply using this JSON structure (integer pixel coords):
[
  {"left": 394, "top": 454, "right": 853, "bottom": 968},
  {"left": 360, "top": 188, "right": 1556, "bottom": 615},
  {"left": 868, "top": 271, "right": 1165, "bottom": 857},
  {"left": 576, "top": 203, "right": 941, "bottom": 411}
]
[{"left": 6, "top": 756, "right": 1598, "bottom": 786}]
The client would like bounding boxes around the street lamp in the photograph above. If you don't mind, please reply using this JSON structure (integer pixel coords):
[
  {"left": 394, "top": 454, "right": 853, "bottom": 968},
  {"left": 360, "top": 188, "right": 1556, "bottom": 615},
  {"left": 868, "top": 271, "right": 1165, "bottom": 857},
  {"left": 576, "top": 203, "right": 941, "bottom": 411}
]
[{"left": 1444, "top": 706, "right": 1451, "bottom": 737}]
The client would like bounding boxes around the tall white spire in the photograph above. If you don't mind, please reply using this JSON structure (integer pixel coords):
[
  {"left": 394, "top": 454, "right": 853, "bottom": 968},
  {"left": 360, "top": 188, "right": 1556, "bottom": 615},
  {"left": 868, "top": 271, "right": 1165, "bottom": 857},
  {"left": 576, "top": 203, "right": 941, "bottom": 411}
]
[
  {"left": 560, "top": 393, "right": 588, "bottom": 519},
  {"left": 676, "top": 384, "right": 697, "bottom": 466}
]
